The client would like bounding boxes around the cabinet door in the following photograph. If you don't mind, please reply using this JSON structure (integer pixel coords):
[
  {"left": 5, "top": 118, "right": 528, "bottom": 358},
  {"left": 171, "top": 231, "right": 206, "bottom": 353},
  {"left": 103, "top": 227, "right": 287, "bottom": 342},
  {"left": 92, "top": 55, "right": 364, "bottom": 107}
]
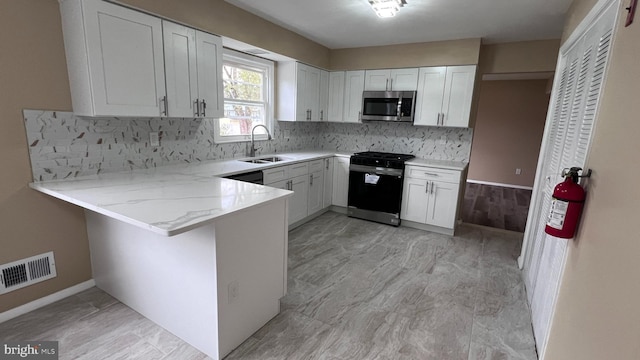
[
  {"left": 196, "top": 31, "right": 224, "bottom": 118},
  {"left": 343, "top": 71, "right": 365, "bottom": 123},
  {"left": 328, "top": 72, "right": 345, "bottom": 122},
  {"left": 323, "top": 158, "right": 334, "bottom": 208},
  {"left": 364, "top": 69, "right": 391, "bottom": 91},
  {"left": 414, "top": 67, "right": 446, "bottom": 126},
  {"left": 390, "top": 68, "right": 419, "bottom": 91},
  {"left": 442, "top": 65, "right": 476, "bottom": 127},
  {"left": 332, "top": 157, "right": 350, "bottom": 207},
  {"left": 296, "top": 64, "right": 309, "bottom": 121},
  {"left": 319, "top": 70, "right": 329, "bottom": 122},
  {"left": 426, "top": 181, "right": 460, "bottom": 228},
  {"left": 306, "top": 67, "right": 321, "bottom": 121},
  {"left": 290, "top": 175, "right": 309, "bottom": 224},
  {"left": 82, "top": 0, "right": 166, "bottom": 117},
  {"left": 307, "top": 171, "right": 324, "bottom": 215},
  {"left": 400, "top": 178, "right": 429, "bottom": 223},
  {"left": 163, "top": 21, "right": 198, "bottom": 118}
]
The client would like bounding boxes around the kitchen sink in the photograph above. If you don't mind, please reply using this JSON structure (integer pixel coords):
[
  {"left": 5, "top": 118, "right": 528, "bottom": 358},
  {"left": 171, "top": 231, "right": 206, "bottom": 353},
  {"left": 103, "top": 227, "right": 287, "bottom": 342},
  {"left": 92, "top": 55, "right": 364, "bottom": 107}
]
[
  {"left": 241, "top": 156, "right": 290, "bottom": 164},
  {"left": 258, "top": 156, "right": 289, "bottom": 162}
]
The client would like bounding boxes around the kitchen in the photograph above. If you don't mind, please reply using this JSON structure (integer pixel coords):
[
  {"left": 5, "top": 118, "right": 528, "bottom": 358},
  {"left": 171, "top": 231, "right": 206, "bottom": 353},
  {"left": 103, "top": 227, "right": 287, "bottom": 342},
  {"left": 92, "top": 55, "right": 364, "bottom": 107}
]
[{"left": 2, "top": 0, "right": 640, "bottom": 359}]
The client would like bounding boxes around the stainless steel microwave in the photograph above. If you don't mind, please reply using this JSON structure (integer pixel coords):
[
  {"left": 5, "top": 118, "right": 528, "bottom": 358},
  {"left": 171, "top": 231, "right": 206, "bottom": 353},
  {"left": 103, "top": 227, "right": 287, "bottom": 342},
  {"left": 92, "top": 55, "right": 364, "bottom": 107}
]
[{"left": 361, "top": 90, "right": 417, "bottom": 122}]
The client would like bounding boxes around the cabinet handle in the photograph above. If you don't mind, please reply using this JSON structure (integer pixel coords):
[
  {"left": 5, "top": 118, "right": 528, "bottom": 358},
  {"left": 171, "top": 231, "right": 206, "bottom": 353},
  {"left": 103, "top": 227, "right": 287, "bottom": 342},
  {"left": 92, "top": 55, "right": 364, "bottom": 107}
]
[
  {"left": 424, "top": 172, "right": 439, "bottom": 177},
  {"left": 320, "top": 109, "right": 324, "bottom": 121},
  {"left": 430, "top": 182, "right": 435, "bottom": 194},
  {"left": 389, "top": 78, "right": 393, "bottom": 91},
  {"left": 201, "top": 100, "right": 206, "bottom": 117},
  {"left": 358, "top": 111, "right": 362, "bottom": 121},
  {"left": 161, "top": 96, "right": 168, "bottom": 116},
  {"left": 326, "top": 159, "right": 329, "bottom": 169},
  {"left": 385, "top": 78, "right": 389, "bottom": 91},
  {"left": 289, "top": 180, "right": 293, "bottom": 190},
  {"left": 194, "top": 99, "right": 200, "bottom": 117},
  {"left": 310, "top": 174, "right": 313, "bottom": 186},
  {"left": 425, "top": 181, "right": 430, "bottom": 194}
]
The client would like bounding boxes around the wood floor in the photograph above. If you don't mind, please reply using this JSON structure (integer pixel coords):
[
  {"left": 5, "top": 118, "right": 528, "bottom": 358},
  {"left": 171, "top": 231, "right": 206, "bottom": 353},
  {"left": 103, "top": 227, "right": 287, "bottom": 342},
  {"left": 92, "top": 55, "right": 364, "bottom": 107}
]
[
  {"left": 0, "top": 212, "right": 536, "bottom": 360},
  {"left": 462, "top": 182, "right": 533, "bottom": 233}
]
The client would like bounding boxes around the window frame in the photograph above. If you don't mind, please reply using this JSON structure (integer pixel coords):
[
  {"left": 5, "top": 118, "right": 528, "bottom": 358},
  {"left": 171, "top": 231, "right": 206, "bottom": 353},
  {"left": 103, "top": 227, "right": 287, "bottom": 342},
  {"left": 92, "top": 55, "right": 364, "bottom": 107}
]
[{"left": 214, "top": 48, "right": 275, "bottom": 144}]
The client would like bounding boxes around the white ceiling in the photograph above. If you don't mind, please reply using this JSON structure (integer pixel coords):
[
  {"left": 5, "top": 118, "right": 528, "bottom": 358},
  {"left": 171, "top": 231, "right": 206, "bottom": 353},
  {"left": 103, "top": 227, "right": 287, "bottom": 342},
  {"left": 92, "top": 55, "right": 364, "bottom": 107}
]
[{"left": 224, "top": 0, "right": 573, "bottom": 49}]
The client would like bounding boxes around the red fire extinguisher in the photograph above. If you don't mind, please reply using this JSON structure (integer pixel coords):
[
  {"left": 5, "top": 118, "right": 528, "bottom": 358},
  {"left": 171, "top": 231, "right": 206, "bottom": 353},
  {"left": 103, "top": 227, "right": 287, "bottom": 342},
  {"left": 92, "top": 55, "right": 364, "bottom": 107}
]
[{"left": 545, "top": 167, "right": 590, "bottom": 239}]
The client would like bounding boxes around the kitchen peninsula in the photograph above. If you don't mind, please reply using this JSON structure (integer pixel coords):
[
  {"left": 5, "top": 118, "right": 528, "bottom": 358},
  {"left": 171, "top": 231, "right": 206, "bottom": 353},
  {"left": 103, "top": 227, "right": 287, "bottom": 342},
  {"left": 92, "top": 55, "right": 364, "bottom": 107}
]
[{"left": 29, "top": 160, "right": 299, "bottom": 359}]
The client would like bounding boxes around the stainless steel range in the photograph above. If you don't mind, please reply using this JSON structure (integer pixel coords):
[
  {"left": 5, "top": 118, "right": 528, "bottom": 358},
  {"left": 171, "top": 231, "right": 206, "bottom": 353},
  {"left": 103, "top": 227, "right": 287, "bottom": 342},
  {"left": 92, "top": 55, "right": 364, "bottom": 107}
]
[{"left": 347, "top": 151, "right": 415, "bottom": 226}]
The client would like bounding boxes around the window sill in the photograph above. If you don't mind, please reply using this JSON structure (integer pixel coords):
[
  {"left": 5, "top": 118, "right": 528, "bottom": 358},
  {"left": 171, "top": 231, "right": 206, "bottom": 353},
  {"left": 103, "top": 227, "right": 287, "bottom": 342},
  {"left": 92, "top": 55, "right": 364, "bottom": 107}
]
[{"left": 214, "top": 135, "right": 270, "bottom": 144}]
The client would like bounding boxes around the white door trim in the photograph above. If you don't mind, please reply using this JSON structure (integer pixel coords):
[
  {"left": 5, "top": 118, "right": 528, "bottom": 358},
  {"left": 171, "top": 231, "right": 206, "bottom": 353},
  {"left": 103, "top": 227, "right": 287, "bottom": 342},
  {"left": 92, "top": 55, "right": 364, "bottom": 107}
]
[{"left": 518, "top": 0, "right": 621, "bottom": 269}]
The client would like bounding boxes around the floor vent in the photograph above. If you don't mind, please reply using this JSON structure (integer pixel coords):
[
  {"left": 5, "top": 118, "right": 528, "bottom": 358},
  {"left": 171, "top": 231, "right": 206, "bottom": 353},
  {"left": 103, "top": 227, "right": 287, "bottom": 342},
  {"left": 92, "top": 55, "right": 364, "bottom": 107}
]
[{"left": 0, "top": 252, "right": 56, "bottom": 294}]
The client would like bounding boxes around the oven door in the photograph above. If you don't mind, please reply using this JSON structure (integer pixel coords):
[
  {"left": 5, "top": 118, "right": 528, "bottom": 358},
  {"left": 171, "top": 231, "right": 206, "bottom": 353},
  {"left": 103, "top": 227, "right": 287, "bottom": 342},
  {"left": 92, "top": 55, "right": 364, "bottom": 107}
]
[{"left": 348, "top": 164, "right": 404, "bottom": 225}]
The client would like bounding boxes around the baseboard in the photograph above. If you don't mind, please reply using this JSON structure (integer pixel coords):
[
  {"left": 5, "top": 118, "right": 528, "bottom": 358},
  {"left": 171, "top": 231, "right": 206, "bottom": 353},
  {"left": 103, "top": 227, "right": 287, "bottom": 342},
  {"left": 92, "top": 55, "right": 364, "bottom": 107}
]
[
  {"left": 466, "top": 179, "right": 533, "bottom": 190},
  {"left": 0, "top": 279, "right": 95, "bottom": 324}
]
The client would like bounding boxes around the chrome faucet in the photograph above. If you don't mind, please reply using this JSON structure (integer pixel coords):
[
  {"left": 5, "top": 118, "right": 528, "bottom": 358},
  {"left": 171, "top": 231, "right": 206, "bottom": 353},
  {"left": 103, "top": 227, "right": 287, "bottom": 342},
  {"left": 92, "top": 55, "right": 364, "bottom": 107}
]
[{"left": 249, "top": 124, "right": 273, "bottom": 157}]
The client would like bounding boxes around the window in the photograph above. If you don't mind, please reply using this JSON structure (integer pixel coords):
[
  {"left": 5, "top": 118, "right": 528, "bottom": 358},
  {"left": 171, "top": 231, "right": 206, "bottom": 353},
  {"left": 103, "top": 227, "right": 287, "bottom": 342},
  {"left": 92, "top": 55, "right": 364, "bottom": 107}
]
[{"left": 214, "top": 49, "right": 274, "bottom": 143}]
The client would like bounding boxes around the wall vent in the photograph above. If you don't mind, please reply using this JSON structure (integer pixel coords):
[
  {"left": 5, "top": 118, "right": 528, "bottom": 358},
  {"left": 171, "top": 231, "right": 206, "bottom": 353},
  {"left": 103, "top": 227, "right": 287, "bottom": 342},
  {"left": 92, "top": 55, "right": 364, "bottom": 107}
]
[{"left": 0, "top": 252, "right": 56, "bottom": 294}]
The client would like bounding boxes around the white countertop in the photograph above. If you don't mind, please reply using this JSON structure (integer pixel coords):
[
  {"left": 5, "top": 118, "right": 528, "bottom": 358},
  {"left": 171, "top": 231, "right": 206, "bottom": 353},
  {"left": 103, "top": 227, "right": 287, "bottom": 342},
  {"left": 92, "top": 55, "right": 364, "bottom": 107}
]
[
  {"left": 29, "top": 150, "right": 466, "bottom": 236},
  {"left": 405, "top": 158, "right": 468, "bottom": 171}
]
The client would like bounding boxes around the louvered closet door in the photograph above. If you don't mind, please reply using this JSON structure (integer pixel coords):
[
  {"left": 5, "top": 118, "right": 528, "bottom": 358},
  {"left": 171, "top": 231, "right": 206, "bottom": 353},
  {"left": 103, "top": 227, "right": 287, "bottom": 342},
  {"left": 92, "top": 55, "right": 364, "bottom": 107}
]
[{"left": 522, "top": 1, "right": 619, "bottom": 357}]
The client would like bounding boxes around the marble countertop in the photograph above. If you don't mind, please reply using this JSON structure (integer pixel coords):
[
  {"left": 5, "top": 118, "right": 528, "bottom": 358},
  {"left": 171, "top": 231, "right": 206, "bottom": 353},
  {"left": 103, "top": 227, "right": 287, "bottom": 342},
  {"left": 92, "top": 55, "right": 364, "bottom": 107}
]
[
  {"left": 405, "top": 158, "right": 468, "bottom": 171},
  {"left": 30, "top": 150, "right": 466, "bottom": 236}
]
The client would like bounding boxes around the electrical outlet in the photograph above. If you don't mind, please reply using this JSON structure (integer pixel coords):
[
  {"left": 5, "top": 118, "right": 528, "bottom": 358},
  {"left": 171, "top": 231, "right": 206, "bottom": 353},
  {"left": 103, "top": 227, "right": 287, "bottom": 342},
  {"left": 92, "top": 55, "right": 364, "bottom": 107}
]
[
  {"left": 150, "top": 132, "right": 160, "bottom": 147},
  {"left": 228, "top": 280, "right": 239, "bottom": 304},
  {"left": 516, "top": 168, "right": 522, "bottom": 175}
]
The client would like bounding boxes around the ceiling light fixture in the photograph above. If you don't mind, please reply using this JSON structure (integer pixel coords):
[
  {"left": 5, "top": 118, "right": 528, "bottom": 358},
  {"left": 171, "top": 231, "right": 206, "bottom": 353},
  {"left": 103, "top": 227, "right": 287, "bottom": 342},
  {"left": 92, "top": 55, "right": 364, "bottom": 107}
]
[{"left": 368, "top": 0, "right": 406, "bottom": 18}]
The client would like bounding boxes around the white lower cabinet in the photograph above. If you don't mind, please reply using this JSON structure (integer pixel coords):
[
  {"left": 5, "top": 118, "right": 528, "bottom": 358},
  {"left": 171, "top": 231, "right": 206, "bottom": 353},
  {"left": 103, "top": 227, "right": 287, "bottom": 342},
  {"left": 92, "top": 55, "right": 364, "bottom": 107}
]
[
  {"left": 401, "top": 165, "right": 461, "bottom": 230},
  {"left": 307, "top": 170, "right": 324, "bottom": 215},
  {"left": 322, "top": 158, "right": 334, "bottom": 208},
  {"left": 332, "top": 156, "right": 350, "bottom": 207},
  {"left": 263, "top": 159, "right": 334, "bottom": 226},
  {"left": 289, "top": 175, "right": 309, "bottom": 224}
]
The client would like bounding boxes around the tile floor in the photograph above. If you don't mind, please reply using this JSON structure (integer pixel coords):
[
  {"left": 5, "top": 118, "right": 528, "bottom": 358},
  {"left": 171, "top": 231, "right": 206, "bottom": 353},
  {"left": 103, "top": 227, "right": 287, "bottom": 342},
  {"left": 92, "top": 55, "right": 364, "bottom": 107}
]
[{"left": 0, "top": 212, "right": 536, "bottom": 360}]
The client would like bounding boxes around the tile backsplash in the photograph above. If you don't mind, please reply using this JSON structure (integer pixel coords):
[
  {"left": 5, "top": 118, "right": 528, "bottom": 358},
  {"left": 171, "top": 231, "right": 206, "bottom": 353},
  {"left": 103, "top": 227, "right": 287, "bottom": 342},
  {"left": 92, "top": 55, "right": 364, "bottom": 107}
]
[
  {"left": 320, "top": 122, "right": 472, "bottom": 161},
  {"left": 24, "top": 110, "right": 471, "bottom": 181}
]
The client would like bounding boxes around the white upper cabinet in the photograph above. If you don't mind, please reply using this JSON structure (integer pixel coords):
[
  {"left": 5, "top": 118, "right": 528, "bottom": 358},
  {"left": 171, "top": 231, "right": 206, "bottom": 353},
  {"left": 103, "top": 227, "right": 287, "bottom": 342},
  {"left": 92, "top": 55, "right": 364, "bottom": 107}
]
[
  {"left": 277, "top": 62, "right": 325, "bottom": 122},
  {"left": 414, "top": 67, "right": 446, "bottom": 127},
  {"left": 327, "top": 72, "right": 345, "bottom": 122},
  {"left": 441, "top": 65, "right": 476, "bottom": 127},
  {"left": 342, "top": 70, "right": 366, "bottom": 123},
  {"left": 414, "top": 65, "right": 476, "bottom": 127},
  {"left": 60, "top": 0, "right": 222, "bottom": 118},
  {"left": 364, "top": 68, "right": 419, "bottom": 91},
  {"left": 195, "top": 31, "right": 224, "bottom": 118},
  {"left": 318, "top": 70, "right": 329, "bottom": 122},
  {"left": 163, "top": 21, "right": 198, "bottom": 118},
  {"left": 60, "top": 0, "right": 166, "bottom": 117}
]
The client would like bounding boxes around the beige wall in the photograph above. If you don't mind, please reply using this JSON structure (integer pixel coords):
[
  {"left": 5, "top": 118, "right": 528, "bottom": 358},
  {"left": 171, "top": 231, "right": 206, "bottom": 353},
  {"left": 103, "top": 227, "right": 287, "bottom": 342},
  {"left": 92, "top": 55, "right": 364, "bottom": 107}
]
[
  {"left": 0, "top": 0, "right": 91, "bottom": 312},
  {"left": 467, "top": 80, "right": 549, "bottom": 187},
  {"left": 561, "top": 0, "right": 600, "bottom": 43},
  {"left": 329, "top": 38, "right": 481, "bottom": 70},
  {"left": 479, "top": 40, "right": 561, "bottom": 75},
  {"left": 117, "top": 0, "right": 331, "bottom": 68},
  {"left": 544, "top": 0, "right": 640, "bottom": 358}
]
